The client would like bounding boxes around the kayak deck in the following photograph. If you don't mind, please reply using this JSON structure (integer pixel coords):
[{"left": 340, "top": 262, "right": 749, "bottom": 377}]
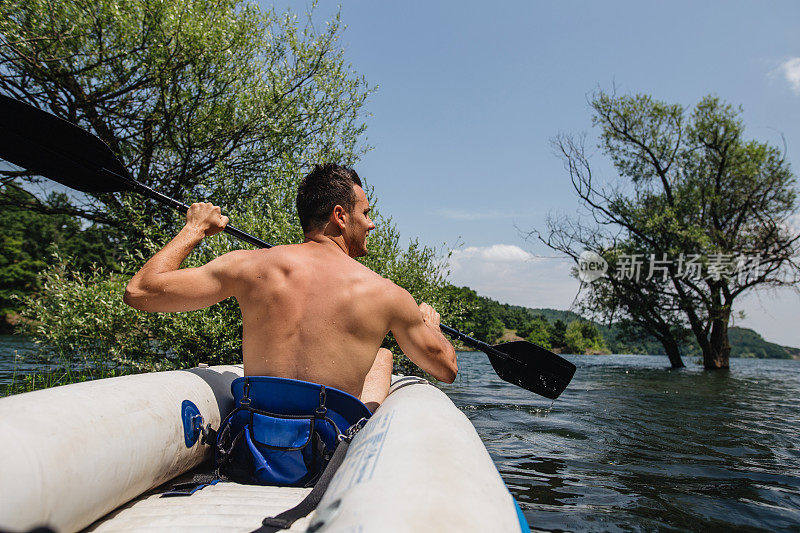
[
  {"left": 0, "top": 370, "right": 524, "bottom": 532},
  {"left": 85, "top": 469, "right": 313, "bottom": 532}
]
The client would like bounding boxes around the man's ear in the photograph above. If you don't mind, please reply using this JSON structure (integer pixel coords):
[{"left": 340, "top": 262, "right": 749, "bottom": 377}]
[{"left": 331, "top": 204, "right": 347, "bottom": 230}]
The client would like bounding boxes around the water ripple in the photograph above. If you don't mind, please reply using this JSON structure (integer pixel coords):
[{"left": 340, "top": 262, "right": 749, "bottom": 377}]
[{"left": 440, "top": 352, "right": 800, "bottom": 532}]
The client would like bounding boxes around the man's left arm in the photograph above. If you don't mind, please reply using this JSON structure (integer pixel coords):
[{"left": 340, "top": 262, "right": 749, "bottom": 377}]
[{"left": 123, "top": 202, "right": 245, "bottom": 312}]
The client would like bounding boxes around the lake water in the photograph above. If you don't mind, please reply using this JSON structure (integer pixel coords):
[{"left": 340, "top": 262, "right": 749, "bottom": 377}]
[
  {"left": 0, "top": 335, "right": 44, "bottom": 393},
  {"left": 440, "top": 351, "right": 800, "bottom": 532},
  {"left": 2, "top": 337, "right": 799, "bottom": 531}
]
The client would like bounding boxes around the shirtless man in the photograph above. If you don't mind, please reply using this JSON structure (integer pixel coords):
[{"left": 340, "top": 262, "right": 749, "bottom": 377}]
[{"left": 123, "top": 164, "right": 457, "bottom": 411}]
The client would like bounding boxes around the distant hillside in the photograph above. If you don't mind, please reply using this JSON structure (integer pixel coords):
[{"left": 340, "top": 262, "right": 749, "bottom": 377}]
[
  {"left": 449, "top": 286, "right": 799, "bottom": 359},
  {"left": 522, "top": 307, "right": 798, "bottom": 359},
  {"left": 507, "top": 306, "right": 583, "bottom": 324},
  {"left": 728, "top": 327, "right": 800, "bottom": 359}
]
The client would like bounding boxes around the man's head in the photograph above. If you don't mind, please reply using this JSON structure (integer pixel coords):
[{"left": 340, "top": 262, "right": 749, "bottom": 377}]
[{"left": 296, "top": 163, "right": 374, "bottom": 257}]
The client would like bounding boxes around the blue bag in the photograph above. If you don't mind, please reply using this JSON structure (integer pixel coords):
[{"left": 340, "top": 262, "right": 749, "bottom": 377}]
[{"left": 215, "top": 376, "right": 371, "bottom": 487}]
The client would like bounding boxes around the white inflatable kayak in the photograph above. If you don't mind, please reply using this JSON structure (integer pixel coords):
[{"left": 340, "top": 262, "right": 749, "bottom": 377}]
[{"left": 0, "top": 365, "right": 528, "bottom": 532}]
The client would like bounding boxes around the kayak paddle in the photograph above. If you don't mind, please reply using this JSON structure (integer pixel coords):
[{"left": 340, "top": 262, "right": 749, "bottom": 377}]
[
  {"left": 0, "top": 94, "right": 270, "bottom": 249},
  {"left": 440, "top": 325, "right": 575, "bottom": 399},
  {"left": 0, "top": 94, "right": 576, "bottom": 399}
]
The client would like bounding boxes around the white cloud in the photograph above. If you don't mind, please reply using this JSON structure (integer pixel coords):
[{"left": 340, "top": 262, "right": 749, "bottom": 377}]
[
  {"left": 787, "top": 212, "right": 800, "bottom": 234},
  {"left": 779, "top": 58, "right": 800, "bottom": 94},
  {"left": 447, "top": 244, "right": 580, "bottom": 309},
  {"left": 451, "top": 244, "right": 534, "bottom": 263}
]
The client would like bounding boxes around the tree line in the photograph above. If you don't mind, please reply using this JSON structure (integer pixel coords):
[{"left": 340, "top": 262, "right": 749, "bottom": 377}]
[
  {"left": 441, "top": 286, "right": 606, "bottom": 354},
  {"left": 443, "top": 286, "right": 798, "bottom": 359}
]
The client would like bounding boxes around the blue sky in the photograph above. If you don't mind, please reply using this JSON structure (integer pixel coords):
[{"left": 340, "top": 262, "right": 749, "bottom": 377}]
[{"left": 280, "top": 1, "right": 800, "bottom": 345}]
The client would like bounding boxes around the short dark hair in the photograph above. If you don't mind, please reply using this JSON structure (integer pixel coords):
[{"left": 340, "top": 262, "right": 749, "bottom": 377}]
[{"left": 296, "top": 164, "right": 363, "bottom": 233}]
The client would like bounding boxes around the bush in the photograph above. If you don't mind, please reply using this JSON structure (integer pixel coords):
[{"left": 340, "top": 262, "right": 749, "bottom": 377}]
[{"left": 564, "top": 320, "right": 607, "bottom": 354}]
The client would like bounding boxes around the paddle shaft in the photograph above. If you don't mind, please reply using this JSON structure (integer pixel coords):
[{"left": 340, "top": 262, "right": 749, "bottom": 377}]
[
  {"left": 103, "top": 168, "right": 273, "bottom": 249},
  {"left": 439, "top": 324, "right": 510, "bottom": 360},
  {"left": 115, "top": 167, "right": 482, "bottom": 344}
]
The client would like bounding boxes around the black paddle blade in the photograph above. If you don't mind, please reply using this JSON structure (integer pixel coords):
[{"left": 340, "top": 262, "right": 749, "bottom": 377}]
[
  {"left": 486, "top": 341, "right": 576, "bottom": 399},
  {"left": 0, "top": 93, "right": 131, "bottom": 192}
]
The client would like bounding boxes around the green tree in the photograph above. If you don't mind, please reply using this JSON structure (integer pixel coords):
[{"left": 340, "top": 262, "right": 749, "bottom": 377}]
[
  {"left": 0, "top": 187, "right": 117, "bottom": 330},
  {"left": 495, "top": 306, "right": 531, "bottom": 331},
  {"left": 550, "top": 319, "right": 567, "bottom": 350},
  {"left": 521, "top": 316, "right": 552, "bottom": 349},
  {"left": 536, "top": 91, "right": 800, "bottom": 369},
  {"left": 0, "top": 0, "right": 371, "bottom": 245},
  {"left": 441, "top": 286, "right": 503, "bottom": 344},
  {"left": 579, "top": 321, "right": 606, "bottom": 352},
  {"left": 563, "top": 321, "right": 586, "bottom": 354},
  {"left": 3, "top": 0, "right": 456, "bottom": 378},
  {"left": 563, "top": 320, "right": 606, "bottom": 354}
]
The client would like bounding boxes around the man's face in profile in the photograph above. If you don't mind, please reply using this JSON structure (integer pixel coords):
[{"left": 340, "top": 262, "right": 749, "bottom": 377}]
[{"left": 345, "top": 185, "right": 375, "bottom": 258}]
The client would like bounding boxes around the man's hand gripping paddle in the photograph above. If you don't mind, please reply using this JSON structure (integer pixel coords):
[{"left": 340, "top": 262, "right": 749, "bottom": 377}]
[{"left": 0, "top": 94, "right": 576, "bottom": 399}]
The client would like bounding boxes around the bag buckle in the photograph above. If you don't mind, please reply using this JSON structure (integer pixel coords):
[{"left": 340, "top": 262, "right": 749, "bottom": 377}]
[
  {"left": 240, "top": 380, "right": 251, "bottom": 407},
  {"left": 340, "top": 417, "right": 368, "bottom": 443}
]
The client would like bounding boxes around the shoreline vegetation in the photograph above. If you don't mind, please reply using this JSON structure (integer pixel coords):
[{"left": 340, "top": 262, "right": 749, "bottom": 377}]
[
  {"left": 3, "top": 283, "right": 798, "bottom": 397},
  {"left": 444, "top": 286, "right": 800, "bottom": 360}
]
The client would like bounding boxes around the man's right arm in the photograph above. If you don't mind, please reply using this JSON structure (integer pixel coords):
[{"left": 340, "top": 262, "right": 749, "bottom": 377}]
[
  {"left": 123, "top": 202, "right": 243, "bottom": 313},
  {"left": 387, "top": 286, "right": 457, "bottom": 383}
]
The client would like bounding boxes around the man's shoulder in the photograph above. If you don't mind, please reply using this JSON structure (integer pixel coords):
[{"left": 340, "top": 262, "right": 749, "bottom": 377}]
[
  {"left": 364, "top": 274, "right": 410, "bottom": 303},
  {"left": 219, "top": 247, "right": 273, "bottom": 266},
  {"left": 214, "top": 246, "right": 286, "bottom": 279},
  {"left": 348, "top": 258, "right": 404, "bottom": 288},
  {"left": 236, "top": 243, "right": 304, "bottom": 264}
]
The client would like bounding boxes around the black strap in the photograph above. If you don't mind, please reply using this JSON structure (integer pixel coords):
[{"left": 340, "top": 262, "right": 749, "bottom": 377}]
[
  {"left": 390, "top": 376, "right": 429, "bottom": 393},
  {"left": 252, "top": 437, "right": 351, "bottom": 533},
  {"left": 160, "top": 481, "right": 217, "bottom": 497},
  {"left": 159, "top": 461, "right": 223, "bottom": 498}
]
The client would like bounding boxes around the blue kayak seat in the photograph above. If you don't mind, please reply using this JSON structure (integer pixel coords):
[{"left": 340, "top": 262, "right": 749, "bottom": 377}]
[{"left": 215, "top": 376, "right": 372, "bottom": 487}]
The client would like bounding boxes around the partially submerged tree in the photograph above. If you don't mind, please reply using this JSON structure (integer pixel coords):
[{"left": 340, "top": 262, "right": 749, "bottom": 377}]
[
  {"left": 534, "top": 91, "right": 800, "bottom": 369},
  {"left": 542, "top": 212, "right": 690, "bottom": 367}
]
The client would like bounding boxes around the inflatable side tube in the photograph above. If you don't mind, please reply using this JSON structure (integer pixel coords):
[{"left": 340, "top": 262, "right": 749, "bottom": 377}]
[
  {"left": 0, "top": 365, "right": 243, "bottom": 533},
  {"left": 309, "top": 377, "right": 524, "bottom": 531}
]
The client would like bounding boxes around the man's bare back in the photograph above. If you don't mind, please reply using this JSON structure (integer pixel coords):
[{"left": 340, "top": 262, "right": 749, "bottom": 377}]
[
  {"left": 234, "top": 242, "right": 405, "bottom": 395},
  {"left": 124, "top": 165, "right": 456, "bottom": 409}
]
